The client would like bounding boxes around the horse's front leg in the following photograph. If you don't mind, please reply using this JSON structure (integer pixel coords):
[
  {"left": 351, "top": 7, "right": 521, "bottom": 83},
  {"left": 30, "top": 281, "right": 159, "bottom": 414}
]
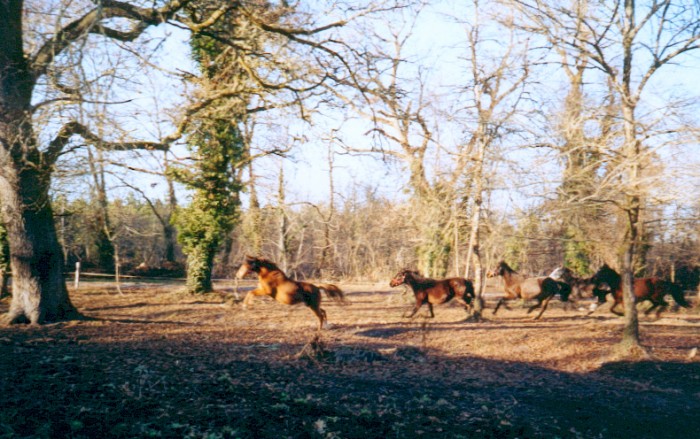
[
  {"left": 403, "top": 301, "right": 422, "bottom": 318},
  {"left": 243, "top": 291, "right": 255, "bottom": 308},
  {"left": 526, "top": 300, "right": 542, "bottom": 315},
  {"left": 243, "top": 288, "right": 267, "bottom": 308},
  {"left": 427, "top": 303, "right": 434, "bottom": 318},
  {"left": 493, "top": 298, "right": 505, "bottom": 315},
  {"left": 455, "top": 296, "right": 472, "bottom": 315},
  {"left": 586, "top": 301, "right": 603, "bottom": 316},
  {"left": 655, "top": 305, "right": 668, "bottom": 319}
]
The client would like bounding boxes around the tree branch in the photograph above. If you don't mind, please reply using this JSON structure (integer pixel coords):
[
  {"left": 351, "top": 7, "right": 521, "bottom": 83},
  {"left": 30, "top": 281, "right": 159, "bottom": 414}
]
[
  {"left": 30, "top": 0, "right": 191, "bottom": 80},
  {"left": 46, "top": 121, "right": 167, "bottom": 165}
]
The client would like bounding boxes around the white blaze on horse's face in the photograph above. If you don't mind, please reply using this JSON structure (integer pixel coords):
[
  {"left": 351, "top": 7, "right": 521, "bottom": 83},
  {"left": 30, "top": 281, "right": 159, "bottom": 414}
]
[{"left": 236, "top": 263, "right": 251, "bottom": 279}]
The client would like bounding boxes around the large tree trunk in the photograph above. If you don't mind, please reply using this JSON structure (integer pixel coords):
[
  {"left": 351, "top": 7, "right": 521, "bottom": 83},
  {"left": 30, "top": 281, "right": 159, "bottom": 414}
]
[
  {"left": 0, "top": 3, "right": 74, "bottom": 323},
  {"left": 0, "top": 167, "right": 76, "bottom": 324},
  {"left": 464, "top": 136, "right": 487, "bottom": 321},
  {"left": 618, "top": 0, "right": 641, "bottom": 348},
  {"left": 620, "top": 241, "right": 639, "bottom": 346}
]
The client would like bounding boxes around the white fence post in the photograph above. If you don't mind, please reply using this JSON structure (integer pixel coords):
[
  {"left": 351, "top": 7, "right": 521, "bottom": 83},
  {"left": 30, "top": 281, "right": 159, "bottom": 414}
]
[{"left": 74, "top": 261, "right": 80, "bottom": 289}]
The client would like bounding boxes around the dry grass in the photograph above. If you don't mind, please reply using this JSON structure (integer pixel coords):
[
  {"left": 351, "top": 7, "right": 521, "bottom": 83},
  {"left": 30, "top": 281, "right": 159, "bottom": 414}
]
[{"left": 1, "top": 280, "right": 699, "bottom": 438}]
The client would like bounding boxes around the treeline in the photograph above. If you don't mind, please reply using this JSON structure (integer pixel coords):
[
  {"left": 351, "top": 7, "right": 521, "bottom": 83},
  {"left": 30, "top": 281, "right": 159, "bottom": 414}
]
[{"left": 47, "top": 189, "right": 700, "bottom": 292}]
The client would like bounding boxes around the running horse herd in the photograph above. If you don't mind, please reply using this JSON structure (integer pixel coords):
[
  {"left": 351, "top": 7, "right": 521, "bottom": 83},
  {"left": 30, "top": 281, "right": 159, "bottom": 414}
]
[{"left": 235, "top": 256, "right": 692, "bottom": 330}]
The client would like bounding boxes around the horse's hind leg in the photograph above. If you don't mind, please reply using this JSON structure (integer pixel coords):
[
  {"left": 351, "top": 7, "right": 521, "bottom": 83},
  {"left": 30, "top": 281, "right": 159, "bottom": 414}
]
[
  {"left": 309, "top": 305, "right": 326, "bottom": 330},
  {"left": 304, "top": 289, "right": 326, "bottom": 330},
  {"left": 533, "top": 296, "right": 553, "bottom": 320},
  {"left": 646, "top": 300, "right": 667, "bottom": 318},
  {"left": 610, "top": 300, "right": 624, "bottom": 316},
  {"left": 243, "top": 291, "right": 254, "bottom": 308}
]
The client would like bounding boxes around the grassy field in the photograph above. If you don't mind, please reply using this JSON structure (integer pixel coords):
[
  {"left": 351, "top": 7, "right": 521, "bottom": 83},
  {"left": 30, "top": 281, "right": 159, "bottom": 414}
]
[{"left": 1, "top": 280, "right": 699, "bottom": 438}]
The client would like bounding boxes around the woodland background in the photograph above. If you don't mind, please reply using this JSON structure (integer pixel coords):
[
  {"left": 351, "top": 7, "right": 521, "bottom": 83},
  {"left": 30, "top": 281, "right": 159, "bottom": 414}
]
[{"left": 2, "top": 0, "right": 700, "bottom": 300}]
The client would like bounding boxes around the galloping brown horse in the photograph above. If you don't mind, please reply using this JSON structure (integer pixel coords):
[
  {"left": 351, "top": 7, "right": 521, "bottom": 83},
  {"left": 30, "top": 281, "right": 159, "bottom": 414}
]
[
  {"left": 488, "top": 261, "right": 570, "bottom": 319},
  {"left": 235, "top": 256, "right": 346, "bottom": 330},
  {"left": 389, "top": 269, "right": 475, "bottom": 318},
  {"left": 589, "top": 263, "right": 691, "bottom": 317}
]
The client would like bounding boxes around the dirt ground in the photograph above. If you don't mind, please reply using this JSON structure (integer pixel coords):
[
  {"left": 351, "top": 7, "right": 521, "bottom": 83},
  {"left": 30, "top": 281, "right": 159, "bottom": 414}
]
[{"left": 1, "top": 280, "right": 699, "bottom": 438}]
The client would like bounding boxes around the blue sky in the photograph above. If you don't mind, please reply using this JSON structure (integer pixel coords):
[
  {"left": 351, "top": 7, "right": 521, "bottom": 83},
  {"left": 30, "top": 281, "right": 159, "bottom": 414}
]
[{"left": 63, "top": 1, "right": 700, "bottom": 217}]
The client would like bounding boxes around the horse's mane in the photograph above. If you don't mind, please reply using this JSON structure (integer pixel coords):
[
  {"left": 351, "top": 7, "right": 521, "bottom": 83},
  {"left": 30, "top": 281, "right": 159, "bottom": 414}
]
[
  {"left": 497, "top": 261, "right": 518, "bottom": 274},
  {"left": 246, "top": 256, "right": 282, "bottom": 273}
]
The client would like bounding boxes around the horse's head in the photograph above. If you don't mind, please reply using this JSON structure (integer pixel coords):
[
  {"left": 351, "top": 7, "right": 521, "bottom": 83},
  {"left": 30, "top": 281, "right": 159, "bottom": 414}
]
[
  {"left": 590, "top": 263, "right": 620, "bottom": 296},
  {"left": 487, "top": 261, "right": 511, "bottom": 278},
  {"left": 390, "top": 269, "right": 418, "bottom": 287},
  {"left": 236, "top": 256, "right": 273, "bottom": 279}
]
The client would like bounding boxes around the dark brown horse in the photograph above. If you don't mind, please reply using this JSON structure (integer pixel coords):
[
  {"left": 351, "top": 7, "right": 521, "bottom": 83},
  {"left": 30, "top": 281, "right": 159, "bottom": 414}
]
[
  {"left": 487, "top": 261, "right": 570, "bottom": 319},
  {"left": 235, "top": 256, "right": 346, "bottom": 330},
  {"left": 589, "top": 263, "right": 691, "bottom": 317},
  {"left": 389, "top": 269, "right": 475, "bottom": 318}
]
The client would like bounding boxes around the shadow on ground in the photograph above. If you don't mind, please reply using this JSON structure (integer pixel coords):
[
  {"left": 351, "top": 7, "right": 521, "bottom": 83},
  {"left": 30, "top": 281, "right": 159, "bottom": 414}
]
[{"left": 1, "top": 320, "right": 699, "bottom": 439}]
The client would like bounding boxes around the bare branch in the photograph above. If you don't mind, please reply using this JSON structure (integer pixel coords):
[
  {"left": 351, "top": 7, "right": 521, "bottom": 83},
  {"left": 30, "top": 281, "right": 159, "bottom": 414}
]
[
  {"left": 30, "top": 0, "right": 192, "bottom": 79},
  {"left": 47, "top": 121, "right": 167, "bottom": 165}
]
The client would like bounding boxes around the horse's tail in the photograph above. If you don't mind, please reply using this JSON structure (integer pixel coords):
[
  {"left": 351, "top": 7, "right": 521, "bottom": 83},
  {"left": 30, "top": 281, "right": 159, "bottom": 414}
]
[
  {"left": 668, "top": 282, "right": 691, "bottom": 308},
  {"left": 464, "top": 278, "right": 476, "bottom": 301},
  {"left": 318, "top": 283, "right": 347, "bottom": 304}
]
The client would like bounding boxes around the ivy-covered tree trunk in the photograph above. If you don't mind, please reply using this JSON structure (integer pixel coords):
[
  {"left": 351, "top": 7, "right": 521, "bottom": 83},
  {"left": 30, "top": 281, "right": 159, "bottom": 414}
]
[
  {"left": 173, "top": 117, "right": 243, "bottom": 294},
  {"left": 184, "top": 243, "right": 215, "bottom": 294},
  {"left": 164, "top": 174, "right": 179, "bottom": 264}
]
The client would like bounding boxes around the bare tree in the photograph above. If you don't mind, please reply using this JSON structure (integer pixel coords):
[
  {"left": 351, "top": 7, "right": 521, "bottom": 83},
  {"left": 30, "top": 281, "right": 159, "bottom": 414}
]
[
  {"left": 0, "top": 0, "right": 190, "bottom": 324},
  {"left": 326, "top": 7, "right": 464, "bottom": 276},
  {"left": 511, "top": 0, "right": 700, "bottom": 351},
  {"left": 449, "top": 0, "right": 531, "bottom": 319}
]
